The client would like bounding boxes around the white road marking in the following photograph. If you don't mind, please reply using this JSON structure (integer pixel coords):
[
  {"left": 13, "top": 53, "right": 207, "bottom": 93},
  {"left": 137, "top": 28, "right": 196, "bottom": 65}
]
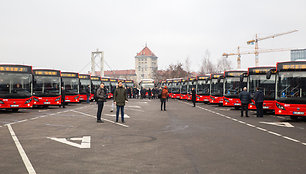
[
  {"left": 71, "top": 110, "right": 129, "bottom": 128},
  {"left": 7, "top": 124, "right": 36, "bottom": 174},
  {"left": 178, "top": 100, "right": 306, "bottom": 147},
  {"left": 260, "top": 122, "right": 294, "bottom": 128},
  {"left": 104, "top": 113, "right": 130, "bottom": 118},
  {"left": 47, "top": 136, "right": 91, "bottom": 149}
]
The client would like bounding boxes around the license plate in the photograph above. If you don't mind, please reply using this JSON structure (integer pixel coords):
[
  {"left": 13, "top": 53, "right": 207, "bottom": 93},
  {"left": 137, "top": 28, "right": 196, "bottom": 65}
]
[
  {"left": 219, "top": 101, "right": 223, "bottom": 103},
  {"left": 10, "top": 105, "right": 19, "bottom": 107},
  {"left": 263, "top": 106, "right": 269, "bottom": 109},
  {"left": 234, "top": 103, "right": 241, "bottom": 106},
  {"left": 65, "top": 100, "right": 70, "bottom": 102},
  {"left": 204, "top": 99, "right": 208, "bottom": 101},
  {"left": 44, "top": 102, "right": 50, "bottom": 104},
  {"left": 177, "top": 96, "right": 180, "bottom": 98},
  {"left": 293, "top": 112, "right": 304, "bottom": 115},
  {"left": 80, "top": 98, "right": 84, "bottom": 100}
]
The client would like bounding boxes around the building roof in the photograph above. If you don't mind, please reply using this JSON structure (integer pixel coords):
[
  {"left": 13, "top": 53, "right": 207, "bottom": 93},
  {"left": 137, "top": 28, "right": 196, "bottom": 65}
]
[{"left": 136, "top": 46, "right": 157, "bottom": 57}]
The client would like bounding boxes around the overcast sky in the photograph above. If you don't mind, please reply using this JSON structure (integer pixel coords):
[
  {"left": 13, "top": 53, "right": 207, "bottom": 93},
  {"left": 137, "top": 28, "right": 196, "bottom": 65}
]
[{"left": 0, "top": 0, "right": 305, "bottom": 73}]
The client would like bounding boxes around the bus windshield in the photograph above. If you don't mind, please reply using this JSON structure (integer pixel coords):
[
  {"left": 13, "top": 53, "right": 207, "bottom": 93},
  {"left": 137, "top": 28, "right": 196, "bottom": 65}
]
[
  {"left": 62, "top": 78, "right": 79, "bottom": 95},
  {"left": 141, "top": 84, "right": 154, "bottom": 90},
  {"left": 276, "top": 72, "right": 306, "bottom": 103},
  {"left": 80, "top": 79, "right": 91, "bottom": 95},
  {"left": 188, "top": 82, "right": 196, "bottom": 93},
  {"left": 224, "top": 77, "right": 246, "bottom": 97},
  {"left": 211, "top": 79, "right": 223, "bottom": 97},
  {"left": 34, "top": 76, "right": 60, "bottom": 97},
  {"left": 181, "top": 82, "right": 187, "bottom": 94},
  {"left": 91, "top": 80, "right": 101, "bottom": 94},
  {"left": 0, "top": 73, "right": 32, "bottom": 98},
  {"left": 249, "top": 74, "right": 275, "bottom": 100},
  {"left": 172, "top": 83, "right": 180, "bottom": 94},
  {"left": 126, "top": 83, "right": 134, "bottom": 88},
  {"left": 197, "top": 80, "right": 210, "bottom": 95}
]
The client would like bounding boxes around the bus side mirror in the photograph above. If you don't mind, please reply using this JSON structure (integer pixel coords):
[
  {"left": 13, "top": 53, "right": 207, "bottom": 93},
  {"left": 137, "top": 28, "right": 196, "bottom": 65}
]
[
  {"left": 266, "top": 70, "right": 272, "bottom": 79},
  {"left": 240, "top": 74, "right": 244, "bottom": 82}
]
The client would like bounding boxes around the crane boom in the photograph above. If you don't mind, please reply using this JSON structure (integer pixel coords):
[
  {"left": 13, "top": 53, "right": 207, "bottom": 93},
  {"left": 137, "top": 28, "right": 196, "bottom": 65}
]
[{"left": 247, "top": 30, "right": 298, "bottom": 44}]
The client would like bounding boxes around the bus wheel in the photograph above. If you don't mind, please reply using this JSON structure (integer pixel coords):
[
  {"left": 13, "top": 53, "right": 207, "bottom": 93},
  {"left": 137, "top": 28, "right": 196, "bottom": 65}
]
[
  {"left": 12, "top": 108, "right": 19, "bottom": 112},
  {"left": 290, "top": 116, "right": 299, "bottom": 120},
  {"left": 234, "top": 106, "right": 240, "bottom": 110}
]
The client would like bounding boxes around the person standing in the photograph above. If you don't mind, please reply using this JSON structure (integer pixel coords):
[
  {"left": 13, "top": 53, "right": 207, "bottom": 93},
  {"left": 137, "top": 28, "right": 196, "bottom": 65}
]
[
  {"left": 96, "top": 83, "right": 107, "bottom": 123},
  {"left": 148, "top": 88, "right": 152, "bottom": 99},
  {"left": 254, "top": 87, "right": 264, "bottom": 117},
  {"left": 86, "top": 85, "right": 90, "bottom": 103},
  {"left": 114, "top": 82, "right": 128, "bottom": 123},
  {"left": 60, "top": 86, "right": 66, "bottom": 108},
  {"left": 191, "top": 87, "right": 196, "bottom": 107},
  {"left": 239, "top": 87, "right": 251, "bottom": 117},
  {"left": 160, "top": 86, "right": 169, "bottom": 111}
]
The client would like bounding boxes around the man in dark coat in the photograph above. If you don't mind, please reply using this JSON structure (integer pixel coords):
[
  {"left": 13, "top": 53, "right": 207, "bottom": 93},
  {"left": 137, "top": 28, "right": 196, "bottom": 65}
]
[
  {"left": 96, "top": 83, "right": 107, "bottom": 123},
  {"left": 239, "top": 87, "right": 251, "bottom": 117},
  {"left": 86, "top": 85, "right": 90, "bottom": 103},
  {"left": 148, "top": 88, "right": 152, "bottom": 99},
  {"left": 60, "top": 86, "right": 66, "bottom": 108},
  {"left": 254, "top": 87, "right": 264, "bottom": 117},
  {"left": 114, "top": 82, "right": 128, "bottom": 123},
  {"left": 191, "top": 87, "right": 196, "bottom": 107}
]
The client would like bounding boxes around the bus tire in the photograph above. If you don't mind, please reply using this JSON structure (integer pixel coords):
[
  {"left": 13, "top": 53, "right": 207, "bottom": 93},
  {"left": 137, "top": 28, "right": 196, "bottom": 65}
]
[
  {"left": 12, "top": 108, "right": 19, "bottom": 112},
  {"left": 290, "top": 116, "right": 299, "bottom": 120}
]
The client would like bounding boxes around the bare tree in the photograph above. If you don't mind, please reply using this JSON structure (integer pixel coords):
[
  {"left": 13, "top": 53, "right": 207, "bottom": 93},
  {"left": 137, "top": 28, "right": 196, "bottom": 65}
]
[
  {"left": 216, "top": 57, "right": 232, "bottom": 73},
  {"left": 184, "top": 57, "right": 191, "bottom": 77},
  {"left": 199, "top": 49, "right": 216, "bottom": 75}
]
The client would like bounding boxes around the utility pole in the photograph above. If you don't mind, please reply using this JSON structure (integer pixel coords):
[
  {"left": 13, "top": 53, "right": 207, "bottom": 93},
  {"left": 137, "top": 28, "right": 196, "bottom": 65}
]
[{"left": 91, "top": 49, "right": 104, "bottom": 76}]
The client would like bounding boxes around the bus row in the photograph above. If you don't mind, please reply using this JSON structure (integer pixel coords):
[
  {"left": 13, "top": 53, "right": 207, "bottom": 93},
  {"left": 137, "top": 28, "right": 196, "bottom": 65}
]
[
  {"left": 158, "top": 61, "right": 306, "bottom": 119},
  {"left": 0, "top": 64, "right": 135, "bottom": 112}
]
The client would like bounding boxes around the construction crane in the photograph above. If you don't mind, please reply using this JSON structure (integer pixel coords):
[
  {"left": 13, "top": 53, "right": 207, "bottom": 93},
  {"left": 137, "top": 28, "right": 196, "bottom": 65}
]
[
  {"left": 223, "top": 47, "right": 294, "bottom": 69},
  {"left": 247, "top": 30, "right": 298, "bottom": 66}
]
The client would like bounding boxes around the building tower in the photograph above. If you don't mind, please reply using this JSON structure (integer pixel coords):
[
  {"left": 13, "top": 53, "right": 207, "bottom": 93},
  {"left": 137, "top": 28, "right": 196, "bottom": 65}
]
[{"left": 135, "top": 45, "right": 158, "bottom": 83}]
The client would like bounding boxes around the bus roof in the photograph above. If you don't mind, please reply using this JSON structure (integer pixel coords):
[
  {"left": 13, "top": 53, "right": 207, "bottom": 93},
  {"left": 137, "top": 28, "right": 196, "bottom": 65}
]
[
  {"left": 276, "top": 61, "right": 306, "bottom": 72},
  {"left": 33, "top": 69, "right": 61, "bottom": 76},
  {"left": 248, "top": 66, "right": 276, "bottom": 75},
  {"left": 0, "top": 64, "right": 32, "bottom": 73},
  {"left": 224, "top": 70, "right": 247, "bottom": 77},
  {"left": 61, "top": 72, "right": 79, "bottom": 78}
]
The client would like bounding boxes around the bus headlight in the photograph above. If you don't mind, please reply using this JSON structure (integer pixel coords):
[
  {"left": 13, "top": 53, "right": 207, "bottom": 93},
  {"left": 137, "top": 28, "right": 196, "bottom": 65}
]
[
  {"left": 24, "top": 98, "right": 32, "bottom": 104},
  {"left": 33, "top": 97, "right": 39, "bottom": 102},
  {"left": 0, "top": 100, "right": 4, "bottom": 104},
  {"left": 55, "top": 97, "right": 61, "bottom": 101},
  {"left": 276, "top": 103, "right": 285, "bottom": 110}
]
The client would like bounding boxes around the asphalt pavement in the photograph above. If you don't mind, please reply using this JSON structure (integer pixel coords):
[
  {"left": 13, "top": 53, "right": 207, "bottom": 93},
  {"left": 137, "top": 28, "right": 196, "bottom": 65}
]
[{"left": 1, "top": 99, "right": 306, "bottom": 174}]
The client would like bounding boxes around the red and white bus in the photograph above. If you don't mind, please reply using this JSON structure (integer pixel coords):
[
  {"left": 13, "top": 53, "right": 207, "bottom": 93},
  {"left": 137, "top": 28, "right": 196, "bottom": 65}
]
[
  {"left": 139, "top": 79, "right": 155, "bottom": 98},
  {"left": 247, "top": 67, "right": 276, "bottom": 111},
  {"left": 187, "top": 77, "right": 197, "bottom": 101},
  {"left": 33, "top": 69, "right": 61, "bottom": 107},
  {"left": 79, "top": 74, "right": 91, "bottom": 102},
  {"left": 109, "top": 78, "right": 117, "bottom": 98},
  {"left": 223, "top": 71, "right": 247, "bottom": 109},
  {"left": 209, "top": 73, "right": 224, "bottom": 105},
  {"left": 171, "top": 78, "right": 182, "bottom": 99},
  {"left": 271, "top": 61, "right": 306, "bottom": 119},
  {"left": 0, "top": 65, "right": 33, "bottom": 112},
  {"left": 196, "top": 75, "right": 210, "bottom": 103},
  {"left": 180, "top": 79, "right": 188, "bottom": 100},
  {"left": 61, "top": 72, "right": 80, "bottom": 103},
  {"left": 90, "top": 76, "right": 101, "bottom": 100}
]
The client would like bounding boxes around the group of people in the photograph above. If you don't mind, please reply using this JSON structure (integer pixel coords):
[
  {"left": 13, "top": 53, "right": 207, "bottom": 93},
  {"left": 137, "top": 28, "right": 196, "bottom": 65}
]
[{"left": 239, "top": 87, "right": 264, "bottom": 118}]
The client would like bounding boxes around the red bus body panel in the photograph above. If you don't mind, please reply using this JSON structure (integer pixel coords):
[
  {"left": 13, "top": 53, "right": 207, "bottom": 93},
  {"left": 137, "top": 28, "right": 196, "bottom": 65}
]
[
  {"left": 223, "top": 97, "right": 241, "bottom": 107},
  {"left": 180, "top": 94, "right": 188, "bottom": 100},
  {"left": 0, "top": 97, "right": 33, "bottom": 109},
  {"left": 79, "top": 94, "right": 91, "bottom": 101},
  {"left": 172, "top": 93, "right": 180, "bottom": 99},
  {"left": 33, "top": 96, "right": 61, "bottom": 106},
  {"left": 65, "top": 95, "right": 79, "bottom": 103},
  {"left": 248, "top": 100, "right": 275, "bottom": 110},
  {"left": 196, "top": 94, "right": 210, "bottom": 102},
  {"left": 275, "top": 101, "right": 306, "bottom": 116},
  {"left": 209, "top": 95, "right": 223, "bottom": 104},
  {"left": 187, "top": 94, "right": 192, "bottom": 101}
]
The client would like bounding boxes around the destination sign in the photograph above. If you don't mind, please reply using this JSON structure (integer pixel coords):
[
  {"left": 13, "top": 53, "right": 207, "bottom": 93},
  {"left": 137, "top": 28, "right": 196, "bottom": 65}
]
[
  {"left": 249, "top": 67, "right": 276, "bottom": 74},
  {"left": 110, "top": 79, "right": 117, "bottom": 82},
  {"left": 142, "top": 80, "right": 154, "bottom": 83},
  {"left": 34, "top": 70, "right": 59, "bottom": 76},
  {"left": 225, "top": 71, "right": 246, "bottom": 77},
  {"left": 0, "top": 65, "right": 31, "bottom": 73},
  {"left": 91, "top": 77, "right": 100, "bottom": 81},
  {"left": 79, "top": 75, "right": 90, "bottom": 79},
  {"left": 101, "top": 78, "right": 110, "bottom": 82},
  {"left": 211, "top": 74, "right": 222, "bottom": 79},
  {"left": 125, "top": 80, "right": 133, "bottom": 83},
  {"left": 61, "top": 73, "right": 78, "bottom": 78},
  {"left": 197, "top": 76, "right": 209, "bottom": 80},
  {"left": 280, "top": 64, "right": 306, "bottom": 70},
  {"left": 188, "top": 78, "right": 196, "bottom": 81}
]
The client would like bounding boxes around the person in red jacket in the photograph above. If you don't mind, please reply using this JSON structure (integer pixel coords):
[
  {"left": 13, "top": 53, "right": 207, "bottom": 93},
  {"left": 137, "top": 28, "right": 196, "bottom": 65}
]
[{"left": 160, "top": 86, "right": 169, "bottom": 111}]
